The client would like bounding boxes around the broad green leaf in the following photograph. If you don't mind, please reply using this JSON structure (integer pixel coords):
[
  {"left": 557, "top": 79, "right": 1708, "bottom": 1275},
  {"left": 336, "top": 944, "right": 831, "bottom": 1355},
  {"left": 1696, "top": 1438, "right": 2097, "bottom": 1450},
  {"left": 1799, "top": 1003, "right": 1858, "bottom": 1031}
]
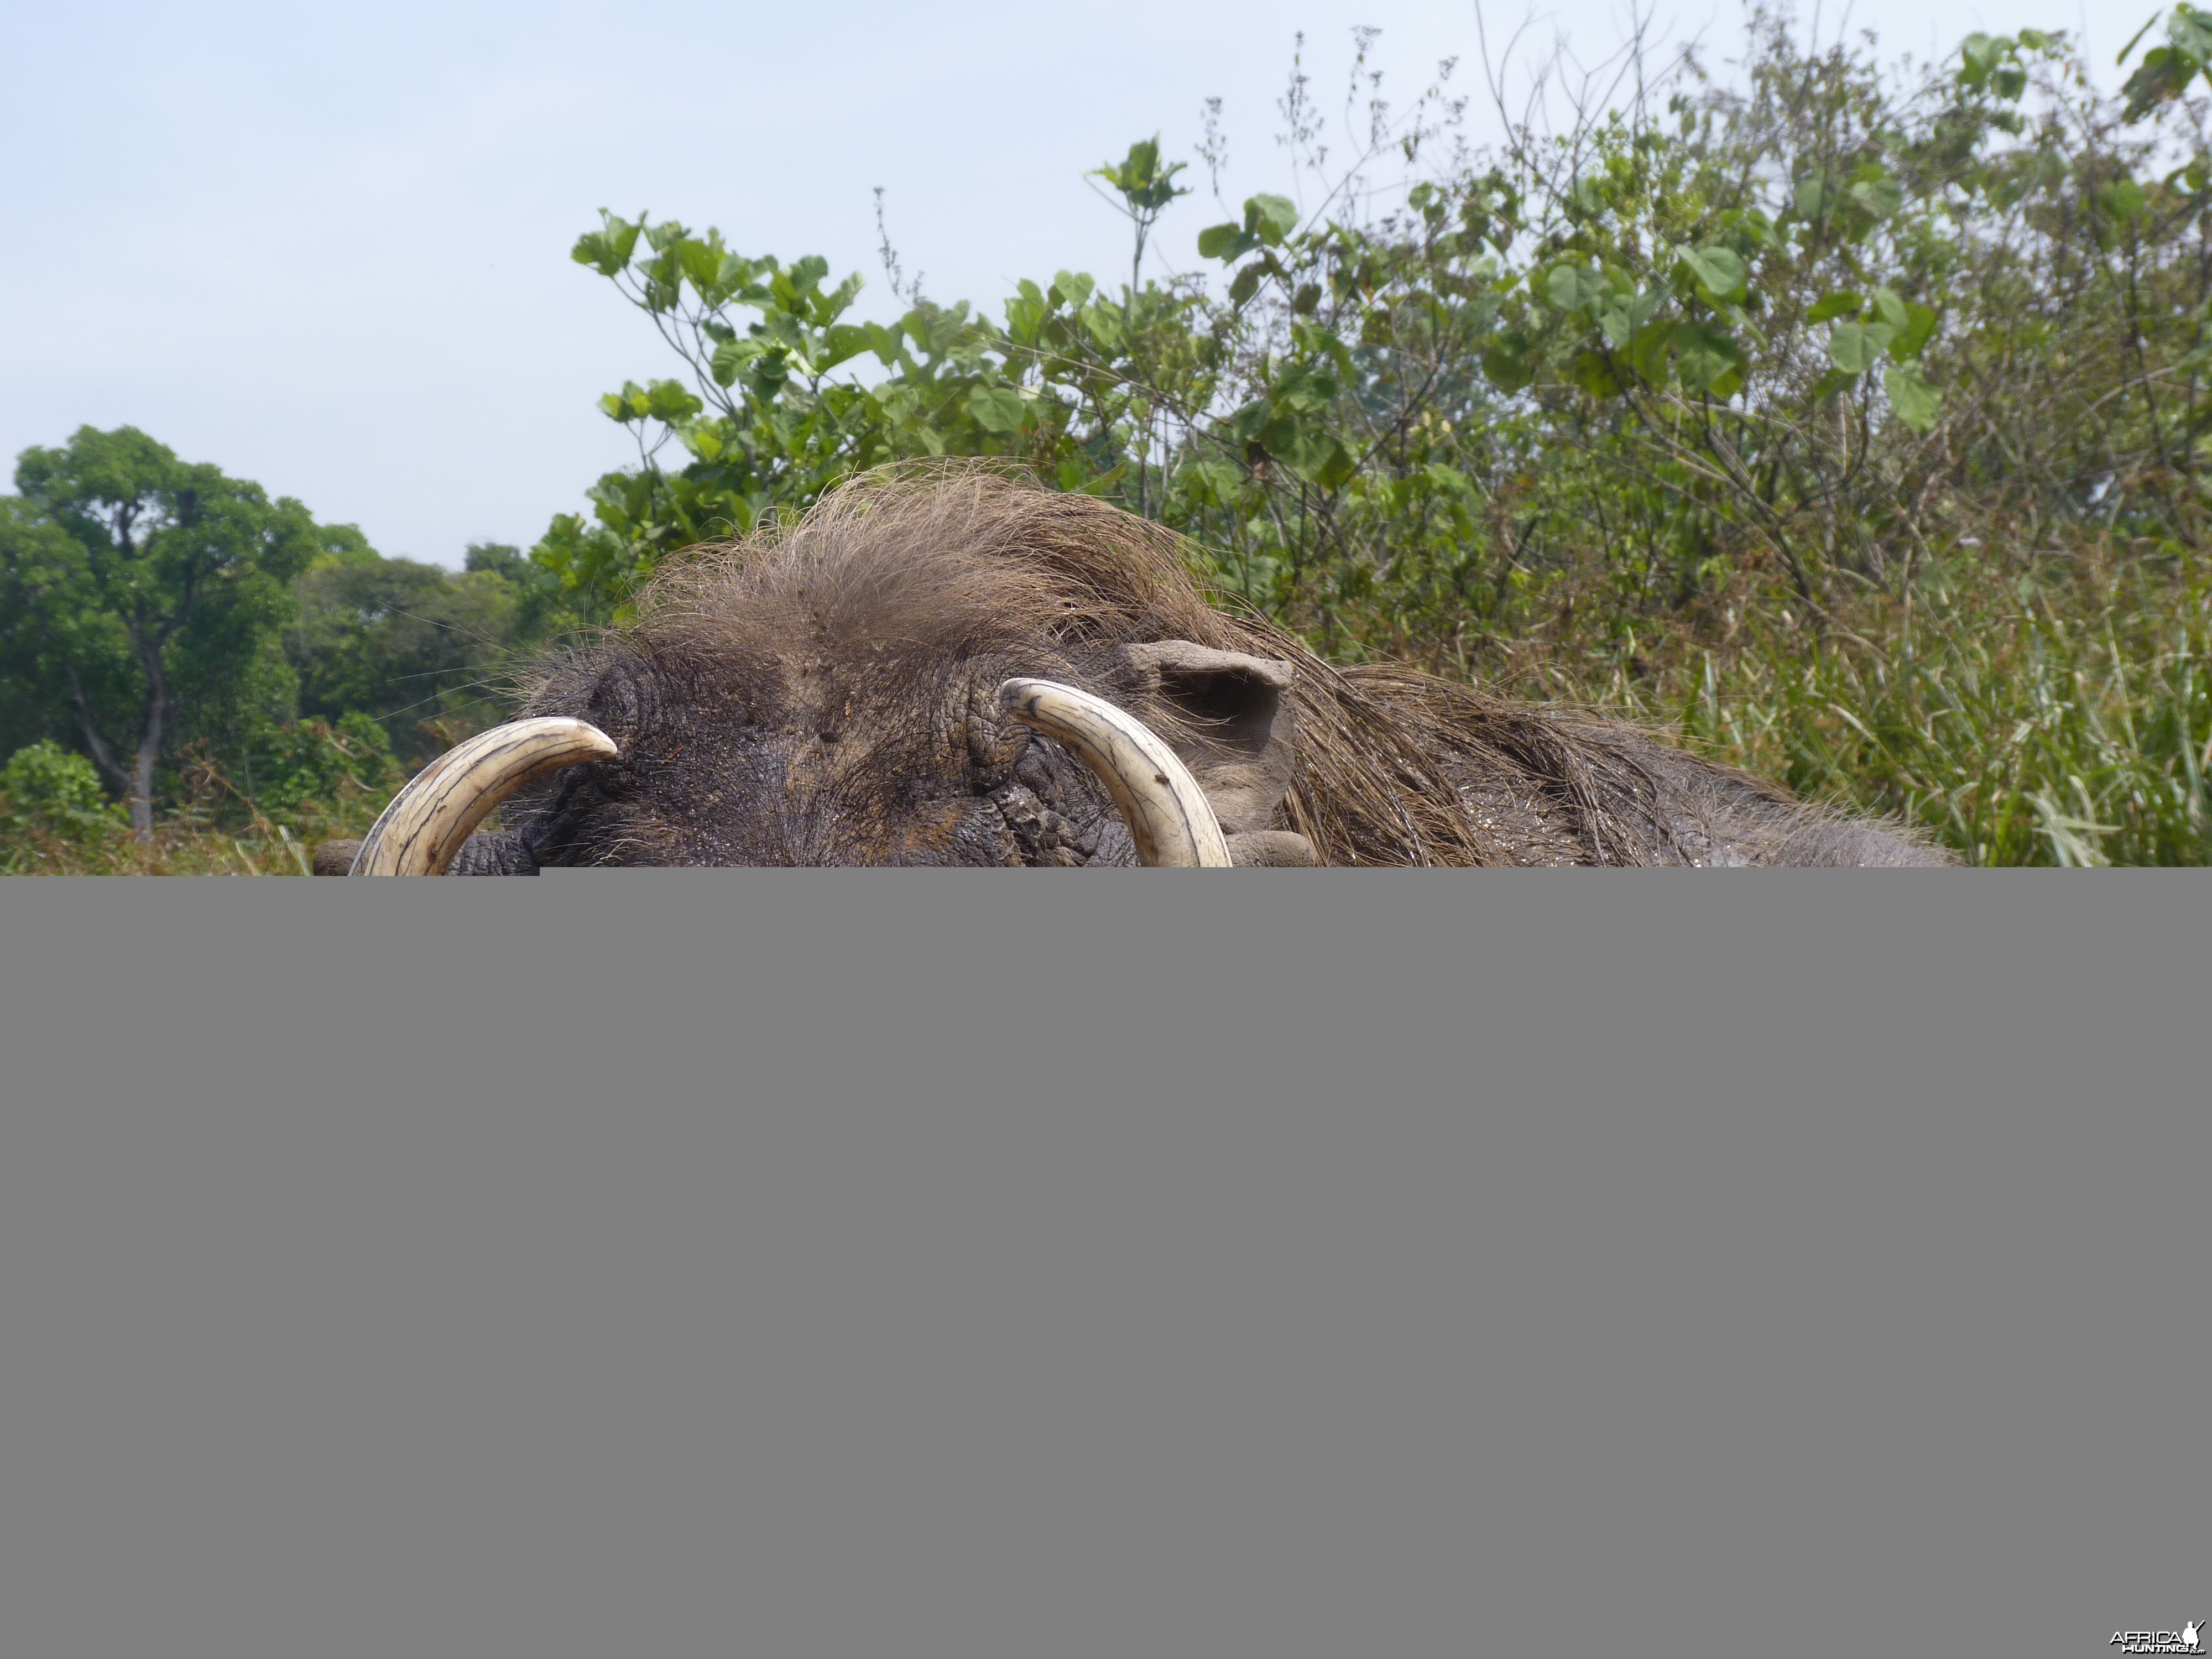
[
  {"left": 1070, "top": 461, "right": 1129, "bottom": 497},
  {"left": 863, "top": 321, "right": 904, "bottom": 365},
  {"left": 2123, "top": 43, "right": 2198, "bottom": 119},
  {"left": 2174, "top": 6, "right": 2212, "bottom": 62},
  {"left": 572, "top": 234, "right": 617, "bottom": 275},
  {"left": 1001, "top": 293, "right": 1045, "bottom": 345},
  {"left": 747, "top": 350, "right": 790, "bottom": 395},
  {"left": 1275, "top": 364, "right": 1339, "bottom": 413},
  {"left": 1265, "top": 417, "right": 1354, "bottom": 488},
  {"left": 1228, "top": 263, "right": 1264, "bottom": 306},
  {"left": 1481, "top": 335, "right": 1533, "bottom": 392},
  {"left": 1677, "top": 246, "right": 1747, "bottom": 301},
  {"left": 1870, "top": 286, "right": 1910, "bottom": 331},
  {"left": 1547, "top": 263, "right": 1606, "bottom": 313},
  {"left": 757, "top": 311, "right": 807, "bottom": 354},
  {"left": 1183, "top": 458, "right": 1245, "bottom": 504},
  {"left": 817, "top": 324, "right": 874, "bottom": 371},
  {"left": 1884, "top": 362, "right": 1943, "bottom": 431},
  {"left": 1890, "top": 302, "right": 1939, "bottom": 362},
  {"left": 1092, "top": 137, "right": 1190, "bottom": 213},
  {"left": 1289, "top": 318, "right": 1348, "bottom": 366},
  {"left": 572, "top": 213, "right": 643, "bottom": 276},
  {"left": 1672, "top": 323, "right": 1745, "bottom": 397},
  {"left": 1827, "top": 322, "right": 1895, "bottom": 375},
  {"left": 1311, "top": 439, "right": 1357, "bottom": 491},
  {"left": 678, "top": 239, "right": 722, "bottom": 291},
  {"left": 645, "top": 380, "right": 702, "bottom": 422},
  {"left": 1248, "top": 194, "right": 1298, "bottom": 243},
  {"left": 1807, "top": 292, "right": 1863, "bottom": 323},
  {"left": 1569, "top": 349, "right": 1623, "bottom": 399},
  {"left": 1849, "top": 176, "right": 1904, "bottom": 218},
  {"left": 1223, "top": 400, "right": 1272, "bottom": 446},
  {"left": 966, "top": 385, "right": 1027, "bottom": 434},
  {"left": 714, "top": 252, "right": 759, "bottom": 294},
  {"left": 1601, "top": 287, "right": 1667, "bottom": 349},
  {"left": 710, "top": 337, "right": 763, "bottom": 387},
  {"left": 1051, "top": 270, "right": 1095, "bottom": 309},
  {"left": 1810, "top": 368, "right": 1859, "bottom": 405},
  {"left": 1078, "top": 300, "right": 1124, "bottom": 349},
  {"left": 813, "top": 270, "right": 865, "bottom": 324},
  {"left": 1958, "top": 32, "right": 2006, "bottom": 89},
  {"left": 1630, "top": 321, "right": 1674, "bottom": 388},
  {"left": 1198, "top": 223, "right": 1258, "bottom": 262},
  {"left": 1793, "top": 176, "right": 1829, "bottom": 221}
]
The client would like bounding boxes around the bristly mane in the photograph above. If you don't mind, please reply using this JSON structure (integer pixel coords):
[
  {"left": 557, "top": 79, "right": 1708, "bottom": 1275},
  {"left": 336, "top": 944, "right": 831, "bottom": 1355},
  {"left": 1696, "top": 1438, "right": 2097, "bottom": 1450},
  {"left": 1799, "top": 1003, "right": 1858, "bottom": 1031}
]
[{"left": 529, "top": 462, "right": 1858, "bottom": 866}]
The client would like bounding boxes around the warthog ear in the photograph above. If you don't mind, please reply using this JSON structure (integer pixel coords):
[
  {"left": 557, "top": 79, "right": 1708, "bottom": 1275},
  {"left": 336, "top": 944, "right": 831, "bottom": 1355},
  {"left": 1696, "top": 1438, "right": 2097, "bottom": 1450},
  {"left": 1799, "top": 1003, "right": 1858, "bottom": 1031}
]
[{"left": 1111, "top": 640, "right": 1300, "bottom": 833}]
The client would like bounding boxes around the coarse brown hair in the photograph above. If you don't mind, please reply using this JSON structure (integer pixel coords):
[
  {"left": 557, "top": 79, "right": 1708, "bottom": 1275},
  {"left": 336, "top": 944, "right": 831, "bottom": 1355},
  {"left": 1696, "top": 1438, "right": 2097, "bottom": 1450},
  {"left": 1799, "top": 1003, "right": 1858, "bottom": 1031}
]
[{"left": 539, "top": 460, "right": 1736, "bottom": 866}]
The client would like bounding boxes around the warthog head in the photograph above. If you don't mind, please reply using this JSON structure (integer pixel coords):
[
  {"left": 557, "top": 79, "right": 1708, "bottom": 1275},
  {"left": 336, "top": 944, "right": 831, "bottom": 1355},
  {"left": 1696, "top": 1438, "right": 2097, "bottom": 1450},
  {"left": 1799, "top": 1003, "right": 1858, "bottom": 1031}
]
[{"left": 321, "top": 466, "right": 1949, "bottom": 872}]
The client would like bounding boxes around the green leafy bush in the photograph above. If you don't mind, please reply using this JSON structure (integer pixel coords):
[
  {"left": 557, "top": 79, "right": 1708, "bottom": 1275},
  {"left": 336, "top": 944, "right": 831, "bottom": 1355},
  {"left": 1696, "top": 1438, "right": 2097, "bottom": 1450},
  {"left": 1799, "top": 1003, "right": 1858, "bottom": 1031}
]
[
  {"left": 247, "top": 712, "right": 409, "bottom": 825},
  {"left": 525, "top": 10, "right": 2212, "bottom": 863},
  {"left": 0, "top": 742, "right": 129, "bottom": 873},
  {"left": 2, "top": 741, "right": 124, "bottom": 828}
]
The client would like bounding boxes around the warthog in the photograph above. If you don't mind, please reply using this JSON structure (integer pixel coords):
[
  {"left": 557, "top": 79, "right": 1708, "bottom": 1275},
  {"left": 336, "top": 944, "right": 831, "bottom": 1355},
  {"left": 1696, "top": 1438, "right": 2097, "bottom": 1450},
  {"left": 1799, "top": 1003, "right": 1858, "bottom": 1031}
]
[{"left": 317, "top": 467, "right": 1948, "bottom": 872}]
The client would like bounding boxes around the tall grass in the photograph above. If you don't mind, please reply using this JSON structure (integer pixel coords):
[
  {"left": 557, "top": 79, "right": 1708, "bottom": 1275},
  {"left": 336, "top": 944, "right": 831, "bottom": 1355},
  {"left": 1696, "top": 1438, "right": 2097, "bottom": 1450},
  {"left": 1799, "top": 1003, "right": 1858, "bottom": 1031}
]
[{"left": 1496, "top": 547, "right": 2212, "bottom": 866}]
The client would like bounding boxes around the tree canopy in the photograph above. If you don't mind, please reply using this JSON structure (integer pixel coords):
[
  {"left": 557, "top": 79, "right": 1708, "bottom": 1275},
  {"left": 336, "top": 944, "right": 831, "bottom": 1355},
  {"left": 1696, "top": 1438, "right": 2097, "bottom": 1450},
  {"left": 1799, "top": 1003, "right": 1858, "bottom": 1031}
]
[
  {"left": 3, "top": 427, "right": 322, "bottom": 831},
  {"left": 0, "top": 430, "right": 556, "bottom": 841}
]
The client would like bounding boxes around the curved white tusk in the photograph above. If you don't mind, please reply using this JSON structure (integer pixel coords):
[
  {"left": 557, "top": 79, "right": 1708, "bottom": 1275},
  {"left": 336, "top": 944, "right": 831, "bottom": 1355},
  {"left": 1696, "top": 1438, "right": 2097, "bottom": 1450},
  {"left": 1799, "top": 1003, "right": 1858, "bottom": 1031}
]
[
  {"left": 997, "top": 679, "right": 1232, "bottom": 867},
  {"left": 348, "top": 717, "right": 618, "bottom": 875}
]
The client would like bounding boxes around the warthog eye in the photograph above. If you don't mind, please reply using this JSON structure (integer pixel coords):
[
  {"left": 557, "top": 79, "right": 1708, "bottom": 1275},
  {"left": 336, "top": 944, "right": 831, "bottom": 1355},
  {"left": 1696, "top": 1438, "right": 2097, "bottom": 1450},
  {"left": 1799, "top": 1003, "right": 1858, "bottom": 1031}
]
[{"left": 585, "top": 662, "right": 659, "bottom": 743}]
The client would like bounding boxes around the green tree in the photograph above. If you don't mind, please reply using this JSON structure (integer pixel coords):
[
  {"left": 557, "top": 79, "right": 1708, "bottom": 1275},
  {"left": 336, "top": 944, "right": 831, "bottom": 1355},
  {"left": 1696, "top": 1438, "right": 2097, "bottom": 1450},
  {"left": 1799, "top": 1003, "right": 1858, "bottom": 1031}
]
[
  {"left": 463, "top": 540, "right": 573, "bottom": 649},
  {"left": 4, "top": 426, "right": 321, "bottom": 833},
  {"left": 286, "top": 554, "right": 524, "bottom": 759},
  {"left": 0, "top": 499, "right": 80, "bottom": 759}
]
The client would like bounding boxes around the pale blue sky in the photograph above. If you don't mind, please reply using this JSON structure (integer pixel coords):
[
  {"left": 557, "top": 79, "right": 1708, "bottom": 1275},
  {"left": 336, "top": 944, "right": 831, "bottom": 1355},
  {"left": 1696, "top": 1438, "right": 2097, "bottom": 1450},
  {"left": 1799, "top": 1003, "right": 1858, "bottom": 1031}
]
[{"left": 2, "top": 0, "right": 2110, "bottom": 566}]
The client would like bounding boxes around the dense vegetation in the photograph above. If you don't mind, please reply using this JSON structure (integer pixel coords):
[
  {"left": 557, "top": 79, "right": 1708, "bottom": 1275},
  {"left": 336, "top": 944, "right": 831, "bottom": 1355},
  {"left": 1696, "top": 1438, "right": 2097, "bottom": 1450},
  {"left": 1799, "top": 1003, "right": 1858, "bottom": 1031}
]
[{"left": 8, "top": 8, "right": 2212, "bottom": 868}]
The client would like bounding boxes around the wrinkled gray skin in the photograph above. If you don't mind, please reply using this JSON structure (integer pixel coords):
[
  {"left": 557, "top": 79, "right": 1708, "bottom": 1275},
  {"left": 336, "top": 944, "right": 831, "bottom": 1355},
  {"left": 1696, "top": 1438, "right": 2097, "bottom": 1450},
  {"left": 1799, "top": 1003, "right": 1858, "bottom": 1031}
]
[
  {"left": 314, "top": 634, "right": 1947, "bottom": 872},
  {"left": 451, "top": 640, "right": 1313, "bottom": 872}
]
